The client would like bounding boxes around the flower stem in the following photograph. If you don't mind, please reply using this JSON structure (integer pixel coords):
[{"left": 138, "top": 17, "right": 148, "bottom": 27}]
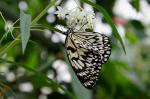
[
  {"left": 31, "top": 0, "right": 57, "bottom": 25},
  {"left": 74, "top": 0, "right": 83, "bottom": 10}
]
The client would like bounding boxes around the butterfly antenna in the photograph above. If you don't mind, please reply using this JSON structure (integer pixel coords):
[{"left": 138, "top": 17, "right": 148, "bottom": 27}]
[{"left": 78, "top": 21, "right": 88, "bottom": 31}]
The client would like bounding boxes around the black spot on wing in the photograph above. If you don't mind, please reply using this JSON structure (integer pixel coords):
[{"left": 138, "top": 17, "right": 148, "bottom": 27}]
[{"left": 67, "top": 46, "right": 76, "bottom": 53}]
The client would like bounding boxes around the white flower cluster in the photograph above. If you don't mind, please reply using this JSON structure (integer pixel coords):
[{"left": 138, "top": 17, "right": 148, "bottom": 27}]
[
  {"left": 5, "top": 21, "right": 14, "bottom": 33},
  {"left": 55, "top": 6, "right": 96, "bottom": 31}
]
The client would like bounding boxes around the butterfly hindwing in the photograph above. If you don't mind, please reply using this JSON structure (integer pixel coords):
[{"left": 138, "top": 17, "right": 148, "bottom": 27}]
[{"left": 65, "top": 31, "right": 111, "bottom": 89}]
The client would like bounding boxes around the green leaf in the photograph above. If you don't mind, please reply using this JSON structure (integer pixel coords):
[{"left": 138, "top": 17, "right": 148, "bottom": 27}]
[
  {"left": 80, "top": 0, "right": 126, "bottom": 54},
  {"left": 20, "top": 11, "right": 31, "bottom": 54},
  {"left": 131, "top": 0, "right": 140, "bottom": 11},
  {"left": 0, "top": 39, "right": 20, "bottom": 56}
]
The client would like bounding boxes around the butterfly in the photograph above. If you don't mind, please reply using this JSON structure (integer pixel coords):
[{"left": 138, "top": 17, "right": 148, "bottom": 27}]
[{"left": 64, "top": 28, "right": 111, "bottom": 89}]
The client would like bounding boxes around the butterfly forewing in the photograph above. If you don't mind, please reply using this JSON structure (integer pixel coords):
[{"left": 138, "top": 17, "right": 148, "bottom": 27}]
[{"left": 65, "top": 31, "right": 111, "bottom": 89}]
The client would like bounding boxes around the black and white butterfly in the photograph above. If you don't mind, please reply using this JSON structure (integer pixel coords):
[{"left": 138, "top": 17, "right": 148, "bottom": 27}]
[{"left": 64, "top": 28, "right": 111, "bottom": 89}]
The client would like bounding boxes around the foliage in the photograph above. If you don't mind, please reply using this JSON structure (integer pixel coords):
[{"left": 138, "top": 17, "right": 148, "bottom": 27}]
[{"left": 0, "top": 0, "right": 150, "bottom": 99}]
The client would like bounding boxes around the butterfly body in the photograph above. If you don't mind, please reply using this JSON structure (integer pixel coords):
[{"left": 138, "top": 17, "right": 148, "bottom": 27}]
[{"left": 65, "top": 29, "right": 111, "bottom": 89}]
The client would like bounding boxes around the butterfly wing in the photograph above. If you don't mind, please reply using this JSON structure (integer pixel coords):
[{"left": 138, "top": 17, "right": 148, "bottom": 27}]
[{"left": 65, "top": 32, "right": 111, "bottom": 89}]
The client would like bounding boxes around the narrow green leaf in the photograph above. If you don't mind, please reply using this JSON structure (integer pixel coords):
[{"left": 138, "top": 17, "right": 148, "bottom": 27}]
[
  {"left": 0, "top": 39, "right": 20, "bottom": 56},
  {"left": 132, "top": 0, "right": 140, "bottom": 11},
  {"left": 20, "top": 11, "right": 31, "bottom": 53},
  {"left": 80, "top": 0, "right": 126, "bottom": 54}
]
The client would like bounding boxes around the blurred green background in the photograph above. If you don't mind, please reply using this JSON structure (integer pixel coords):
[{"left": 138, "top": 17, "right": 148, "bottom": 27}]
[{"left": 0, "top": 0, "right": 150, "bottom": 99}]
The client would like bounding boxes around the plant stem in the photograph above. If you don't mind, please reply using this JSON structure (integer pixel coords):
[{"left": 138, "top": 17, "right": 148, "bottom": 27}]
[
  {"left": 0, "top": 58, "right": 77, "bottom": 99},
  {"left": 31, "top": 0, "right": 57, "bottom": 25}
]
